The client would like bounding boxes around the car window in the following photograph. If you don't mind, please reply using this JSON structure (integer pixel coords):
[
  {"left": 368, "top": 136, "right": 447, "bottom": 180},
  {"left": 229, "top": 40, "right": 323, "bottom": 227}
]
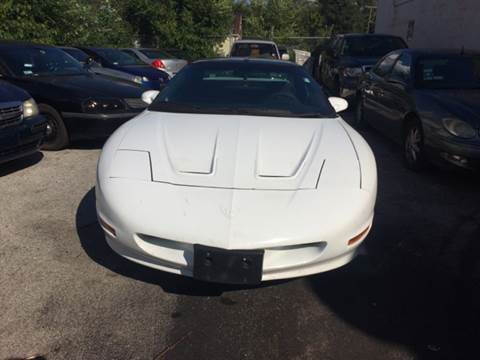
[
  {"left": 373, "top": 53, "right": 400, "bottom": 78},
  {"left": 122, "top": 50, "right": 141, "bottom": 60},
  {"left": 231, "top": 43, "right": 278, "bottom": 59},
  {"left": 150, "top": 62, "right": 336, "bottom": 118},
  {"left": 342, "top": 36, "right": 407, "bottom": 57},
  {"left": 415, "top": 55, "right": 480, "bottom": 89},
  {"left": 390, "top": 53, "right": 412, "bottom": 83},
  {"left": 140, "top": 49, "right": 174, "bottom": 59},
  {"left": 0, "top": 47, "right": 86, "bottom": 77},
  {"left": 62, "top": 48, "right": 89, "bottom": 63},
  {"left": 95, "top": 48, "right": 145, "bottom": 66}
]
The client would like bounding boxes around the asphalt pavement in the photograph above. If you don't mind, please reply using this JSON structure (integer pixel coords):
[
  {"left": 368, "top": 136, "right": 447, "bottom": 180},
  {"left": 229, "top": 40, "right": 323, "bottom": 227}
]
[{"left": 1, "top": 112, "right": 479, "bottom": 360}]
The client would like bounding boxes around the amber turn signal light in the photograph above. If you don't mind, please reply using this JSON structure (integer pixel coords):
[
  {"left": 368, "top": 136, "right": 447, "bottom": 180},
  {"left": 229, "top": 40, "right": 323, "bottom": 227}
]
[
  {"left": 348, "top": 226, "right": 370, "bottom": 246},
  {"left": 98, "top": 216, "right": 117, "bottom": 237}
]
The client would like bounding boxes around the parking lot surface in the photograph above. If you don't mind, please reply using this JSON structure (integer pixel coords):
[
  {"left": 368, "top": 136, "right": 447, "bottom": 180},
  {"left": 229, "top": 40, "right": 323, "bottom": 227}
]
[{"left": 1, "top": 113, "right": 479, "bottom": 360}]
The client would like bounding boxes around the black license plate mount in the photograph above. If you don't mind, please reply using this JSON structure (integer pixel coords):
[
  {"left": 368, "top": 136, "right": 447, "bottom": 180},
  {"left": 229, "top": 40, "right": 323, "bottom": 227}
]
[{"left": 193, "top": 245, "right": 264, "bottom": 285}]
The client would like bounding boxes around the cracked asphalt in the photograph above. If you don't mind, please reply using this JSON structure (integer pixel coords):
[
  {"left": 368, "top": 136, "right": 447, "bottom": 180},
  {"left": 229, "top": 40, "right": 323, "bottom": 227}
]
[{"left": 1, "top": 112, "right": 479, "bottom": 360}]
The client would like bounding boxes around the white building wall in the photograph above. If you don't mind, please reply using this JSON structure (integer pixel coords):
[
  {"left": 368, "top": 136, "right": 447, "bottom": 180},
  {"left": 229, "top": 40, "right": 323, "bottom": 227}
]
[{"left": 376, "top": 0, "right": 480, "bottom": 50}]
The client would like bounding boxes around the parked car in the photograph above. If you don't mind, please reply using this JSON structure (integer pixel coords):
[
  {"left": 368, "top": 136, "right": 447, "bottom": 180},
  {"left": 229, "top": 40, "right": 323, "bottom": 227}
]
[
  {"left": 77, "top": 47, "right": 170, "bottom": 90},
  {"left": 320, "top": 33, "right": 408, "bottom": 97},
  {"left": 230, "top": 40, "right": 289, "bottom": 60},
  {"left": 0, "top": 80, "right": 46, "bottom": 164},
  {"left": 120, "top": 48, "right": 188, "bottom": 77},
  {"left": 356, "top": 48, "right": 480, "bottom": 171},
  {"left": 0, "top": 41, "right": 148, "bottom": 150},
  {"left": 59, "top": 47, "right": 149, "bottom": 87},
  {"left": 96, "top": 58, "right": 377, "bottom": 284}
]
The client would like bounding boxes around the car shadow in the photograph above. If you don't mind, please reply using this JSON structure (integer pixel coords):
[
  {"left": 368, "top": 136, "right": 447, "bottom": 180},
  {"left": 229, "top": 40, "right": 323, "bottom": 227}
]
[
  {"left": 69, "top": 138, "right": 107, "bottom": 150},
  {"left": 76, "top": 187, "right": 287, "bottom": 297},
  {"left": 0, "top": 151, "right": 44, "bottom": 177},
  {"left": 307, "top": 125, "right": 480, "bottom": 359}
]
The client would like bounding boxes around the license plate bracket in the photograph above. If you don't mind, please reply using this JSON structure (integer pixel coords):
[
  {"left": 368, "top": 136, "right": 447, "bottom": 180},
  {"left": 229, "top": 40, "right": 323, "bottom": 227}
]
[{"left": 193, "top": 245, "right": 264, "bottom": 285}]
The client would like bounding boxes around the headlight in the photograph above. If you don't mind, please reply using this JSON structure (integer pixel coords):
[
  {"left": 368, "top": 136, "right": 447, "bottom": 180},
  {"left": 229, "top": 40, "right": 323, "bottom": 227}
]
[
  {"left": 343, "top": 67, "right": 363, "bottom": 77},
  {"left": 83, "top": 98, "right": 125, "bottom": 113},
  {"left": 142, "top": 76, "right": 149, "bottom": 82},
  {"left": 133, "top": 76, "right": 142, "bottom": 84},
  {"left": 442, "top": 117, "right": 476, "bottom": 139},
  {"left": 23, "top": 98, "right": 39, "bottom": 118}
]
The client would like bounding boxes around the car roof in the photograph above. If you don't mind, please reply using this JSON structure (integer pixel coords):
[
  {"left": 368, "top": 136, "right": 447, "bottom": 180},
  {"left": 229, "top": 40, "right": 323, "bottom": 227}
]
[
  {"left": 400, "top": 48, "right": 480, "bottom": 56},
  {"left": 339, "top": 33, "right": 404, "bottom": 38},
  {"left": 234, "top": 39, "right": 277, "bottom": 45},
  {"left": 193, "top": 57, "right": 297, "bottom": 67}
]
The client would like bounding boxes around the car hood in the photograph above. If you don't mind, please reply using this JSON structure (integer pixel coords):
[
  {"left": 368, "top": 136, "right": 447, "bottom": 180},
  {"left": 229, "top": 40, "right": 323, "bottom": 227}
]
[
  {"left": 113, "top": 111, "right": 361, "bottom": 191},
  {"left": 0, "top": 80, "right": 30, "bottom": 102},
  {"left": 418, "top": 89, "right": 480, "bottom": 128},
  {"left": 28, "top": 74, "right": 144, "bottom": 99},
  {"left": 113, "top": 65, "right": 169, "bottom": 80}
]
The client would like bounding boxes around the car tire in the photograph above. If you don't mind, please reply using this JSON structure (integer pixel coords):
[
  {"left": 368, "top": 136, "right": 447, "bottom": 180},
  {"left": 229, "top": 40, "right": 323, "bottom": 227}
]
[
  {"left": 355, "top": 93, "right": 368, "bottom": 129},
  {"left": 403, "top": 118, "right": 426, "bottom": 171},
  {"left": 39, "top": 104, "right": 69, "bottom": 151}
]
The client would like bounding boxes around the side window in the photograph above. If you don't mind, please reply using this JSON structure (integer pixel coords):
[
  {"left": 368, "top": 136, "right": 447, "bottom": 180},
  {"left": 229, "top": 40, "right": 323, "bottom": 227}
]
[
  {"left": 123, "top": 50, "right": 140, "bottom": 60},
  {"left": 373, "top": 53, "right": 400, "bottom": 78},
  {"left": 390, "top": 53, "right": 412, "bottom": 83},
  {"left": 334, "top": 39, "right": 343, "bottom": 56}
]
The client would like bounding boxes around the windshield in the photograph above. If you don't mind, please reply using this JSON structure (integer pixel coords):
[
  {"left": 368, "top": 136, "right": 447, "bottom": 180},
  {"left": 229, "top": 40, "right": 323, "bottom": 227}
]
[
  {"left": 415, "top": 56, "right": 480, "bottom": 89},
  {"left": 0, "top": 47, "right": 86, "bottom": 77},
  {"left": 231, "top": 43, "right": 278, "bottom": 59},
  {"left": 62, "top": 48, "right": 89, "bottom": 63},
  {"left": 343, "top": 36, "right": 407, "bottom": 57},
  {"left": 140, "top": 49, "right": 174, "bottom": 59},
  {"left": 95, "top": 48, "right": 145, "bottom": 66},
  {"left": 150, "top": 61, "right": 335, "bottom": 118}
]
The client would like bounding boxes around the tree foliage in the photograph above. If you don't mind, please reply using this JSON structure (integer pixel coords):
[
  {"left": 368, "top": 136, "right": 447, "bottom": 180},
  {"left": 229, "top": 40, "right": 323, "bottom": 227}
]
[
  {"left": 124, "top": 0, "right": 234, "bottom": 59},
  {"left": 0, "top": 0, "right": 376, "bottom": 56},
  {"left": 0, "top": 0, "right": 132, "bottom": 46}
]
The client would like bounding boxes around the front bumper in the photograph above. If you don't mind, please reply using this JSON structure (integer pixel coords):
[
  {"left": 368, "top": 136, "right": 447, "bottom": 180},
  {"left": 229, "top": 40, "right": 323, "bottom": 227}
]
[
  {"left": 426, "top": 135, "right": 480, "bottom": 171},
  {"left": 62, "top": 111, "right": 142, "bottom": 139},
  {"left": 96, "top": 178, "right": 375, "bottom": 283},
  {"left": 0, "top": 115, "right": 47, "bottom": 164}
]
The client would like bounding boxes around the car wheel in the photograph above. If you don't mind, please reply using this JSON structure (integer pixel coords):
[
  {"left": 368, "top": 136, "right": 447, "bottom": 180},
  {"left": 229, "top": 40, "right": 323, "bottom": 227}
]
[
  {"left": 39, "top": 104, "right": 69, "bottom": 151},
  {"left": 355, "top": 94, "right": 368, "bottom": 129},
  {"left": 403, "top": 119, "right": 426, "bottom": 171}
]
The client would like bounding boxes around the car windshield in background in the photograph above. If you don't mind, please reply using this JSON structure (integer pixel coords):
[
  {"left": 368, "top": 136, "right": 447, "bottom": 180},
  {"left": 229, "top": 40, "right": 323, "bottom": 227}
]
[
  {"left": 343, "top": 36, "right": 407, "bottom": 57},
  {"left": 140, "top": 49, "right": 174, "bottom": 59},
  {"left": 0, "top": 47, "right": 85, "bottom": 77},
  {"left": 415, "top": 56, "right": 480, "bottom": 89},
  {"left": 150, "top": 62, "right": 335, "bottom": 118},
  {"left": 62, "top": 48, "right": 89, "bottom": 63},
  {"left": 96, "top": 48, "right": 145, "bottom": 66},
  {"left": 231, "top": 43, "right": 278, "bottom": 59}
]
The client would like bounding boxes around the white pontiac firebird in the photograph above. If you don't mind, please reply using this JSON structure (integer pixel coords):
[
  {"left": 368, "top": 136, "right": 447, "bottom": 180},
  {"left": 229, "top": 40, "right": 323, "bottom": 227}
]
[{"left": 96, "top": 58, "right": 377, "bottom": 285}]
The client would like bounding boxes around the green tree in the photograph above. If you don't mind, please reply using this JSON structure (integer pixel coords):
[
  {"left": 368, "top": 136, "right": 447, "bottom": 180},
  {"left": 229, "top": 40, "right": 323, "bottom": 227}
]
[
  {"left": 124, "top": 0, "right": 234, "bottom": 59},
  {"left": 0, "top": 0, "right": 133, "bottom": 46}
]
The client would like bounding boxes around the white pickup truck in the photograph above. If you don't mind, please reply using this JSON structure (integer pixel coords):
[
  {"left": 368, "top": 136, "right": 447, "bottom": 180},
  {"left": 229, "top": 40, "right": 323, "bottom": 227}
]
[{"left": 230, "top": 40, "right": 290, "bottom": 61}]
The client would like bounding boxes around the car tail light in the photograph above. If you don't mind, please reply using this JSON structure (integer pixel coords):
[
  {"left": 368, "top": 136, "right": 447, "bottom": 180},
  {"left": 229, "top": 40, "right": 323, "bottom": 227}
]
[
  {"left": 98, "top": 216, "right": 117, "bottom": 237},
  {"left": 152, "top": 59, "right": 165, "bottom": 69},
  {"left": 348, "top": 226, "right": 370, "bottom": 246}
]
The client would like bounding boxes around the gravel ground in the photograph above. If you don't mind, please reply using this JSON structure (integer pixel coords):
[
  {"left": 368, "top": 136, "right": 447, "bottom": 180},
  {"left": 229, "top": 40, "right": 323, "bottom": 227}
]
[{"left": 1, "top": 113, "right": 479, "bottom": 360}]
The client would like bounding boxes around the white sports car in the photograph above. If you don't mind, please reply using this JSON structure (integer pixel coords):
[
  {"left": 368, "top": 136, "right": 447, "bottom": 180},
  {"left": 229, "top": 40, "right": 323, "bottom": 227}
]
[{"left": 96, "top": 58, "right": 377, "bottom": 284}]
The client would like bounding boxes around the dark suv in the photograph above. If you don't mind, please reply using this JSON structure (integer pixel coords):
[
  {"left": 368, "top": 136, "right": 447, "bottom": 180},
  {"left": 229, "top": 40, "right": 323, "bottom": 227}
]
[
  {"left": 319, "top": 33, "right": 408, "bottom": 97},
  {"left": 0, "top": 80, "right": 46, "bottom": 164}
]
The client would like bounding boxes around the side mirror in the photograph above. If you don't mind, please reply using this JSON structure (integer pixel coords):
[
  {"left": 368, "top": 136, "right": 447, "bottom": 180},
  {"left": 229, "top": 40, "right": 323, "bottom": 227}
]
[
  {"left": 329, "top": 97, "right": 349, "bottom": 113},
  {"left": 281, "top": 53, "right": 290, "bottom": 61},
  {"left": 141, "top": 90, "right": 160, "bottom": 105},
  {"left": 84, "top": 57, "right": 95, "bottom": 69}
]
